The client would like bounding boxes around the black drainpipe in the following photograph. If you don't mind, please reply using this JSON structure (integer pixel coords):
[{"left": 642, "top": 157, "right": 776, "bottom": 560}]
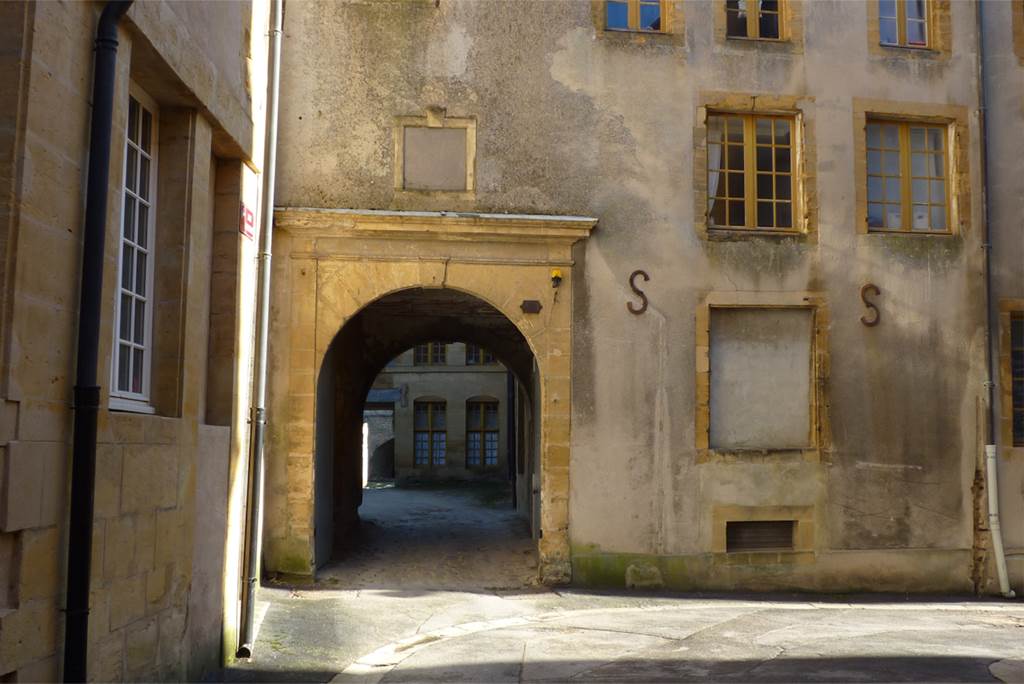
[{"left": 64, "top": 2, "right": 133, "bottom": 681}]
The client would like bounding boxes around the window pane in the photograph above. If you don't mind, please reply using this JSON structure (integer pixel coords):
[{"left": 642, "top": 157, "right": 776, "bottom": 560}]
[
  {"left": 867, "top": 203, "right": 885, "bottom": 227},
  {"left": 756, "top": 119, "right": 772, "bottom": 145},
  {"left": 141, "top": 109, "right": 152, "bottom": 153},
  {"left": 432, "top": 405, "right": 446, "bottom": 429},
  {"left": 123, "top": 195, "right": 135, "bottom": 240},
  {"left": 756, "top": 174, "right": 773, "bottom": 200},
  {"left": 432, "top": 433, "right": 446, "bottom": 464},
  {"left": 726, "top": 145, "right": 745, "bottom": 171},
  {"left": 775, "top": 147, "right": 791, "bottom": 172},
  {"left": 414, "top": 433, "right": 429, "bottom": 464},
  {"left": 879, "top": 17, "right": 898, "bottom": 45},
  {"left": 132, "top": 348, "right": 144, "bottom": 393},
  {"left": 885, "top": 177, "right": 902, "bottom": 201},
  {"left": 137, "top": 204, "right": 148, "bottom": 248},
  {"left": 414, "top": 405, "right": 429, "bottom": 429},
  {"left": 727, "top": 172, "right": 744, "bottom": 198},
  {"left": 126, "top": 148, "right": 138, "bottom": 193},
  {"left": 773, "top": 119, "right": 791, "bottom": 146},
  {"left": 726, "top": 117, "right": 744, "bottom": 142},
  {"left": 912, "top": 179, "right": 929, "bottom": 203},
  {"left": 759, "top": 10, "right": 779, "bottom": 39},
  {"left": 906, "top": 0, "right": 926, "bottom": 21},
  {"left": 121, "top": 244, "right": 134, "bottom": 290},
  {"left": 757, "top": 201, "right": 774, "bottom": 228},
  {"left": 485, "top": 404, "right": 499, "bottom": 429},
  {"left": 909, "top": 127, "right": 926, "bottom": 151},
  {"left": 866, "top": 123, "right": 882, "bottom": 148},
  {"left": 728, "top": 201, "right": 745, "bottom": 226},
  {"left": 931, "top": 179, "right": 945, "bottom": 202},
  {"left": 468, "top": 402, "right": 482, "bottom": 426},
  {"left": 606, "top": 0, "right": 628, "bottom": 29},
  {"left": 883, "top": 151, "right": 900, "bottom": 175},
  {"left": 926, "top": 127, "right": 943, "bottom": 151},
  {"left": 139, "top": 157, "right": 150, "bottom": 201},
  {"left": 776, "top": 175, "right": 791, "bottom": 200},
  {"left": 118, "top": 344, "right": 131, "bottom": 391},
  {"left": 709, "top": 197, "right": 726, "bottom": 226},
  {"left": 485, "top": 433, "right": 498, "bottom": 465},
  {"left": 911, "top": 153, "right": 927, "bottom": 177},
  {"left": 776, "top": 202, "right": 792, "bottom": 228},
  {"left": 639, "top": 2, "right": 661, "bottom": 31},
  {"left": 726, "top": 0, "right": 747, "bottom": 37},
  {"left": 886, "top": 205, "right": 902, "bottom": 228},
  {"left": 878, "top": 0, "right": 897, "bottom": 19},
  {"left": 868, "top": 177, "right": 884, "bottom": 203},
  {"left": 134, "top": 299, "right": 146, "bottom": 344},
  {"left": 911, "top": 204, "right": 929, "bottom": 230},
  {"left": 930, "top": 206, "right": 946, "bottom": 230},
  {"left": 930, "top": 152, "right": 944, "bottom": 177},
  {"left": 128, "top": 98, "right": 139, "bottom": 143},
  {"left": 119, "top": 293, "right": 132, "bottom": 340},
  {"left": 135, "top": 251, "right": 147, "bottom": 296},
  {"left": 756, "top": 147, "right": 772, "bottom": 172},
  {"left": 467, "top": 432, "right": 481, "bottom": 465}
]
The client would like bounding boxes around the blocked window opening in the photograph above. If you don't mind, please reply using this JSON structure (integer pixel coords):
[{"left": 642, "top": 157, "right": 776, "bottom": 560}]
[
  {"left": 402, "top": 127, "right": 467, "bottom": 191},
  {"left": 726, "top": 520, "right": 796, "bottom": 552},
  {"left": 709, "top": 307, "right": 813, "bottom": 449}
]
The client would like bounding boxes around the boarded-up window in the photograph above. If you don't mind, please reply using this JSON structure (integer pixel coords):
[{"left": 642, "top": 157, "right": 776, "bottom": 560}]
[
  {"left": 709, "top": 308, "right": 813, "bottom": 449},
  {"left": 403, "top": 127, "right": 467, "bottom": 191}
]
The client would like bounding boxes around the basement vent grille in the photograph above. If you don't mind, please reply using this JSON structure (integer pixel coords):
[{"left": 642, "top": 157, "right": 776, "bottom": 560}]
[{"left": 726, "top": 520, "right": 795, "bottom": 552}]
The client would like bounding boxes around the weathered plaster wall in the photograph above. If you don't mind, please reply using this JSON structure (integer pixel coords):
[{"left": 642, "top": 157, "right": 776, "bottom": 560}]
[
  {"left": 982, "top": 0, "right": 1024, "bottom": 591},
  {"left": 0, "top": 1, "right": 266, "bottom": 679},
  {"left": 274, "top": 1, "right": 994, "bottom": 592}
]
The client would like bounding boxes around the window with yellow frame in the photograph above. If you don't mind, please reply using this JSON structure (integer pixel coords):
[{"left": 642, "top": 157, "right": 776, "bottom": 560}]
[
  {"left": 879, "top": 0, "right": 929, "bottom": 48},
  {"left": 866, "top": 118, "right": 949, "bottom": 232},
  {"left": 726, "top": 0, "right": 784, "bottom": 40},
  {"left": 707, "top": 112, "right": 796, "bottom": 231},
  {"left": 606, "top": 0, "right": 665, "bottom": 32}
]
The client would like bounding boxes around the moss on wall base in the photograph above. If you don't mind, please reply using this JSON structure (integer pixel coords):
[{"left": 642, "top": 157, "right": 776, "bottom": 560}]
[{"left": 571, "top": 547, "right": 979, "bottom": 594}]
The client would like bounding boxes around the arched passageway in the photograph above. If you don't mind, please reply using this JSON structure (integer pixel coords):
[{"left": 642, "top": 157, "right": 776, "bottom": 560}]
[
  {"left": 263, "top": 208, "right": 595, "bottom": 584},
  {"left": 314, "top": 287, "right": 541, "bottom": 570}
]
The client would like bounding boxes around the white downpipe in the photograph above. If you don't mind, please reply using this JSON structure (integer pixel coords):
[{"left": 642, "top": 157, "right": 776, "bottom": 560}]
[{"left": 986, "top": 444, "right": 1015, "bottom": 598}]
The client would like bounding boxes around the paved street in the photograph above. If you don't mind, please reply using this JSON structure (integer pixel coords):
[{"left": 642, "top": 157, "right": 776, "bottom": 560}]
[{"left": 225, "top": 486, "right": 1024, "bottom": 683}]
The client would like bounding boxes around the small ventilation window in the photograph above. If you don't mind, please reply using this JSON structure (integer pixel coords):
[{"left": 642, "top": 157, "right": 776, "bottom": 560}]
[{"left": 726, "top": 520, "right": 795, "bottom": 552}]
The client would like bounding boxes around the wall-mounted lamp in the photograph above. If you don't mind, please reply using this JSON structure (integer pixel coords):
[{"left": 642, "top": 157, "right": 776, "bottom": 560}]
[{"left": 551, "top": 268, "right": 563, "bottom": 289}]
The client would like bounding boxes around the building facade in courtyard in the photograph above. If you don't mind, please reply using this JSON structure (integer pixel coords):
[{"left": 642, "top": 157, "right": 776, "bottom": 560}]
[
  {"left": 267, "top": 0, "right": 1024, "bottom": 596},
  {"left": 367, "top": 342, "right": 512, "bottom": 483}
]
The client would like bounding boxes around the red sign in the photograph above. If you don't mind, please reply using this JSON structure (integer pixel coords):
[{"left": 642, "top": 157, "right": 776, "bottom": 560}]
[{"left": 240, "top": 204, "right": 255, "bottom": 239}]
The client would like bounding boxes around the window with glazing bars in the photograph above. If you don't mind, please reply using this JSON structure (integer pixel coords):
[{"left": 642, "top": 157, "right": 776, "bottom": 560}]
[
  {"left": 866, "top": 119, "right": 948, "bottom": 232},
  {"left": 414, "top": 401, "right": 446, "bottom": 466},
  {"left": 605, "top": 0, "right": 664, "bottom": 32},
  {"left": 707, "top": 113, "right": 794, "bottom": 230},
  {"left": 413, "top": 342, "right": 447, "bottom": 365},
  {"left": 726, "top": 0, "right": 783, "bottom": 40},
  {"left": 465, "top": 344, "right": 495, "bottom": 366},
  {"left": 879, "top": 0, "right": 929, "bottom": 48},
  {"left": 466, "top": 401, "right": 499, "bottom": 467},
  {"left": 1012, "top": 312, "right": 1024, "bottom": 447},
  {"left": 112, "top": 92, "right": 157, "bottom": 408}
]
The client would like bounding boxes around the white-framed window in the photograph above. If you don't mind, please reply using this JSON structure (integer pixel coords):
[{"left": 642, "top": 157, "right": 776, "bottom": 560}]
[{"left": 110, "top": 87, "right": 157, "bottom": 413}]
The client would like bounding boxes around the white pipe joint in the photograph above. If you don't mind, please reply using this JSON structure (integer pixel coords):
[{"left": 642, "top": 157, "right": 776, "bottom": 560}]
[{"left": 986, "top": 444, "right": 1016, "bottom": 598}]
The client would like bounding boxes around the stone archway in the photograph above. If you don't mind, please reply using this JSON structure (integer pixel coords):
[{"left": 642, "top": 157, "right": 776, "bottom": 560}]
[{"left": 262, "top": 208, "right": 595, "bottom": 583}]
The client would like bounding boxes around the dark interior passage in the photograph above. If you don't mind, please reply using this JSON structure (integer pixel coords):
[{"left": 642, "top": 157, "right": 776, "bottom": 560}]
[{"left": 314, "top": 288, "right": 542, "bottom": 573}]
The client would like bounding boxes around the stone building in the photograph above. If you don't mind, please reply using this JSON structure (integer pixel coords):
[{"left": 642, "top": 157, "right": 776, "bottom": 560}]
[
  {"left": 0, "top": 1, "right": 267, "bottom": 680},
  {"left": 266, "top": 0, "right": 1024, "bottom": 595},
  {"left": 366, "top": 342, "right": 512, "bottom": 483}
]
